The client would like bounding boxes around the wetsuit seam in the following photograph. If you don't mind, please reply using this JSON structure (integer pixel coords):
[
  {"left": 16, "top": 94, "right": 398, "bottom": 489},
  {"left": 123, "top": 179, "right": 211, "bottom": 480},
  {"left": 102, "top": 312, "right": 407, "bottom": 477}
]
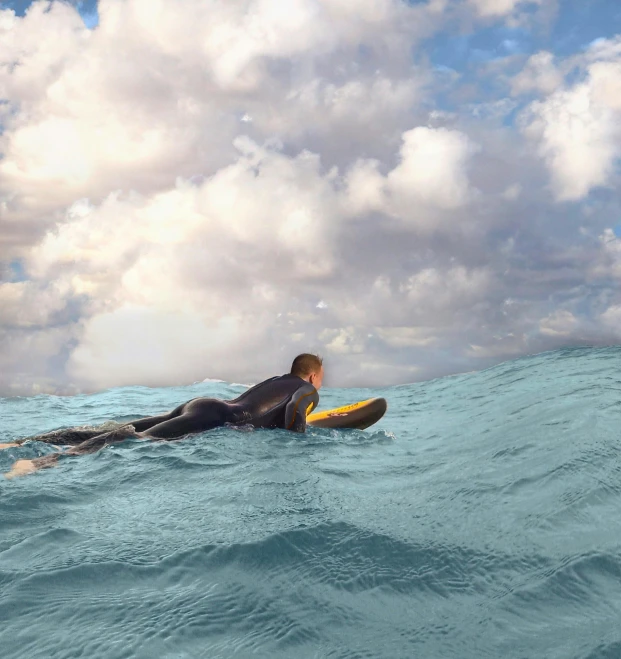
[{"left": 286, "top": 390, "right": 316, "bottom": 430}]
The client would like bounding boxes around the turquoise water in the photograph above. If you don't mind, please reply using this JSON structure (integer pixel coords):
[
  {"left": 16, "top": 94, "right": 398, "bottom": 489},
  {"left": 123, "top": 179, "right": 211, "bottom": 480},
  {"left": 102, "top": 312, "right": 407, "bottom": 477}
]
[{"left": 1, "top": 346, "right": 621, "bottom": 659}]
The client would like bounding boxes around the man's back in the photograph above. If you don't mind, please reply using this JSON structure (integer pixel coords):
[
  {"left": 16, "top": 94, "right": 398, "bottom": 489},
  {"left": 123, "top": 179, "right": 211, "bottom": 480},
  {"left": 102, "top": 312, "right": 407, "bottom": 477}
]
[{"left": 229, "top": 374, "right": 319, "bottom": 431}]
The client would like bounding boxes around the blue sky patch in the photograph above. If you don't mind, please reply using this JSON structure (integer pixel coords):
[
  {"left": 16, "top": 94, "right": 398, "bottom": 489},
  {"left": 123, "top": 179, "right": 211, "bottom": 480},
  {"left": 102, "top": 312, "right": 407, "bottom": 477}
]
[
  {"left": 8, "top": 260, "right": 27, "bottom": 282},
  {"left": 1, "top": 0, "right": 99, "bottom": 28}
]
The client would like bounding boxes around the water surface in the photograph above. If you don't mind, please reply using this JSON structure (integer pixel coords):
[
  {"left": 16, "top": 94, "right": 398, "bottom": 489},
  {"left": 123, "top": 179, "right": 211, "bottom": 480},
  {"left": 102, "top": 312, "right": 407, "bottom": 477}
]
[{"left": 2, "top": 347, "right": 621, "bottom": 658}]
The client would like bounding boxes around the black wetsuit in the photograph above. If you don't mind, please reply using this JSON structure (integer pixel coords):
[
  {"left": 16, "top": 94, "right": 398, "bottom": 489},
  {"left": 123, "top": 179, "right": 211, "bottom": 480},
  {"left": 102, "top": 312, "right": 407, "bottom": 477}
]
[
  {"left": 23, "top": 374, "right": 319, "bottom": 461},
  {"left": 132, "top": 374, "right": 319, "bottom": 438}
]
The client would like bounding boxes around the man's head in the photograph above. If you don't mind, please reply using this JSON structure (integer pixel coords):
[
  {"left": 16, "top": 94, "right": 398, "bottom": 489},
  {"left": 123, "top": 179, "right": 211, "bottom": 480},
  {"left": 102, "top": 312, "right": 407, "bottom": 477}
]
[{"left": 290, "top": 353, "right": 324, "bottom": 390}]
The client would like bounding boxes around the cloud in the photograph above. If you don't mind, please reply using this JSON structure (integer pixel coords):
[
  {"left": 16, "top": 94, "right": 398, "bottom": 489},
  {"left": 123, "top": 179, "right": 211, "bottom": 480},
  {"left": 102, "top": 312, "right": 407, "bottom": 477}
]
[
  {"left": 345, "top": 127, "right": 478, "bottom": 223},
  {"left": 468, "top": 0, "right": 543, "bottom": 19},
  {"left": 1, "top": 1, "right": 621, "bottom": 395},
  {"left": 519, "top": 39, "right": 621, "bottom": 201},
  {"left": 9, "top": 125, "right": 482, "bottom": 390},
  {"left": 386, "top": 127, "right": 478, "bottom": 210},
  {"left": 511, "top": 51, "right": 562, "bottom": 96},
  {"left": 539, "top": 309, "right": 579, "bottom": 337},
  {"left": 67, "top": 307, "right": 262, "bottom": 389},
  {"left": 469, "top": 0, "right": 535, "bottom": 18}
]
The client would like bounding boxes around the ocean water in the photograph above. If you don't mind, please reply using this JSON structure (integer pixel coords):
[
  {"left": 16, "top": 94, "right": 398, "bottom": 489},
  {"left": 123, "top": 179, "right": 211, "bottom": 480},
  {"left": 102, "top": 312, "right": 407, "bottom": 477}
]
[{"left": 1, "top": 346, "right": 621, "bottom": 659}]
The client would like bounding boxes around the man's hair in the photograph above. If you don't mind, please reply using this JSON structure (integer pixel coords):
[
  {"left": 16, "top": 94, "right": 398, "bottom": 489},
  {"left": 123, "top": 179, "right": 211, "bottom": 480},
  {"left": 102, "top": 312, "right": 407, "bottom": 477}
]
[{"left": 290, "top": 353, "right": 323, "bottom": 378}]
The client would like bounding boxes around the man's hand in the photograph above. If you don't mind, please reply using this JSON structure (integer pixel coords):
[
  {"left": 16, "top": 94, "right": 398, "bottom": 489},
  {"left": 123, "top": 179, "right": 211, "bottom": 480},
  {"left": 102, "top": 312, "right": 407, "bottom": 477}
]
[{"left": 0, "top": 443, "right": 20, "bottom": 450}]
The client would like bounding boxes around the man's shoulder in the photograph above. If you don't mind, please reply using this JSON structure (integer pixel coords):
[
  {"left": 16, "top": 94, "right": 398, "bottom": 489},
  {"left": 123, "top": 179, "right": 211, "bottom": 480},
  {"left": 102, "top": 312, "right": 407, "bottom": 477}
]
[
  {"left": 259, "top": 374, "right": 316, "bottom": 398},
  {"left": 283, "top": 374, "right": 316, "bottom": 393},
  {"left": 262, "top": 373, "right": 306, "bottom": 386}
]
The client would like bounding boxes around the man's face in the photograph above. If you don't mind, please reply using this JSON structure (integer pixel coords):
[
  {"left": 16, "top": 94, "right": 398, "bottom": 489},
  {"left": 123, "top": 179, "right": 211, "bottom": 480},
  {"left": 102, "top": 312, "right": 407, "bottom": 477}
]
[{"left": 310, "top": 366, "right": 324, "bottom": 390}]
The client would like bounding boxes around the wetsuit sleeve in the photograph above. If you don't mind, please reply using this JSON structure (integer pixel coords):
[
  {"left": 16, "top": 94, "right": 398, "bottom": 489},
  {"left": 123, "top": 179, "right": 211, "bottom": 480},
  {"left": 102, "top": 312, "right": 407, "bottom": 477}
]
[{"left": 284, "top": 383, "right": 319, "bottom": 433}]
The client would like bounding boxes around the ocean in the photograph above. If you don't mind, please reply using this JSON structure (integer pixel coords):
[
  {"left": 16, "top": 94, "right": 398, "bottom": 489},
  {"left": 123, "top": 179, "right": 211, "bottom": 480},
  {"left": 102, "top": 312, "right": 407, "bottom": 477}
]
[{"left": 1, "top": 346, "right": 620, "bottom": 659}]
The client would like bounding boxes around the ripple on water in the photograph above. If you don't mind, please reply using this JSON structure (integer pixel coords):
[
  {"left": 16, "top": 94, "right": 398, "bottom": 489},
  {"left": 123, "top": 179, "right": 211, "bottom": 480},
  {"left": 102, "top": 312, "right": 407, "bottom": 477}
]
[{"left": 2, "top": 347, "right": 621, "bottom": 658}]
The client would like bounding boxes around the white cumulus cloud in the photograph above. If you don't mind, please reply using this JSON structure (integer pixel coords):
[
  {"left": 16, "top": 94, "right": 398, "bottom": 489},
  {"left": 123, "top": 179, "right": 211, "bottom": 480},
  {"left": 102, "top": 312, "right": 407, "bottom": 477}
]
[{"left": 1, "top": 1, "right": 621, "bottom": 394}]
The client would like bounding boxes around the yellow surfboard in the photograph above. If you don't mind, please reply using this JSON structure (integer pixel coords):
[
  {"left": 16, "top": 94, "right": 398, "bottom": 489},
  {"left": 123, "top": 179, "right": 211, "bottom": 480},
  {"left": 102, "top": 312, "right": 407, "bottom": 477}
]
[{"left": 307, "top": 397, "right": 387, "bottom": 430}]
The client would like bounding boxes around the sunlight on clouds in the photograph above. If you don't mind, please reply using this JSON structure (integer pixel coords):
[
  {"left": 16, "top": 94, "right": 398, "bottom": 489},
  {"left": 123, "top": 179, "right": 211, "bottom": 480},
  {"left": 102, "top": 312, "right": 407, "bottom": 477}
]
[
  {"left": 539, "top": 310, "right": 579, "bottom": 337},
  {"left": 320, "top": 326, "right": 367, "bottom": 355},
  {"left": 523, "top": 85, "right": 618, "bottom": 200},
  {"left": 521, "top": 40, "right": 621, "bottom": 201},
  {"left": 386, "top": 127, "right": 478, "bottom": 211},
  {"left": 512, "top": 51, "right": 562, "bottom": 96},
  {"left": 1, "top": 0, "right": 621, "bottom": 393},
  {"left": 375, "top": 326, "right": 437, "bottom": 348},
  {"left": 67, "top": 307, "right": 258, "bottom": 389},
  {"left": 468, "top": 0, "right": 541, "bottom": 18},
  {"left": 345, "top": 127, "right": 478, "bottom": 221}
]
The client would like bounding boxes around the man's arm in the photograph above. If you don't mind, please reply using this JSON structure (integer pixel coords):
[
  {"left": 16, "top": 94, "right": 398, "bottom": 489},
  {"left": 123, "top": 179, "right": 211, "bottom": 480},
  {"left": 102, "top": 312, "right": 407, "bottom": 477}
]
[{"left": 284, "top": 384, "right": 319, "bottom": 433}]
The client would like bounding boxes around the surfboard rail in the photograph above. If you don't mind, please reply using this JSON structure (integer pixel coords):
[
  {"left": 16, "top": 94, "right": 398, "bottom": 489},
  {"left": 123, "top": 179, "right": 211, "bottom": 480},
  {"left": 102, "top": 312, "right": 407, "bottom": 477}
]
[{"left": 307, "top": 397, "right": 387, "bottom": 430}]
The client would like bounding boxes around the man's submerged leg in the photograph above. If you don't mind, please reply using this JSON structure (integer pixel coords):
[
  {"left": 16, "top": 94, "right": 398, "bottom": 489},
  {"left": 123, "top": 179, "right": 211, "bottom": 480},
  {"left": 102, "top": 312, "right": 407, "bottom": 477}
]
[
  {"left": 4, "top": 399, "right": 231, "bottom": 478},
  {"left": 0, "top": 428, "right": 103, "bottom": 449},
  {"left": 2, "top": 404, "right": 186, "bottom": 455},
  {"left": 4, "top": 426, "right": 142, "bottom": 479},
  {"left": 5, "top": 454, "right": 60, "bottom": 479}
]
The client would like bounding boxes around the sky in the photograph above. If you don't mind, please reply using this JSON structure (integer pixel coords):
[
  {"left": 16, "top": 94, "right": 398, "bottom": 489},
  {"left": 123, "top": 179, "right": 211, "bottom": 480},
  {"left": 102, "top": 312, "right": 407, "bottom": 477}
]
[{"left": 1, "top": 0, "right": 621, "bottom": 395}]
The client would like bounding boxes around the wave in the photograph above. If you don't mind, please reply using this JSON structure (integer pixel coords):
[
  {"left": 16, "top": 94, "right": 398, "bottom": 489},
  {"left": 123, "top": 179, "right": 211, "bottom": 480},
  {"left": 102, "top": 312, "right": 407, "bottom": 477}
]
[{"left": 2, "top": 346, "right": 621, "bottom": 658}]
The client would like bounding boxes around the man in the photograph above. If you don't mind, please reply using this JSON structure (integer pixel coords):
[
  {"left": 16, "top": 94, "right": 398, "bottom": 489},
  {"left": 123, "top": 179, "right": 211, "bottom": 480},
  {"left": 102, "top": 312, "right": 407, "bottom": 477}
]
[{"left": 3, "top": 353, "right": 324, "bottom": 478}]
